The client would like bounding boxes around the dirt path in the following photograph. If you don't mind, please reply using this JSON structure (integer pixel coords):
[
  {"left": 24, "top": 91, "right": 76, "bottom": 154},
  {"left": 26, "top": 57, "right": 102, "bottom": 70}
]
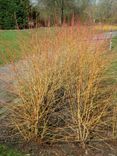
[{"left": 0, "top": 64, "right": 15, "bottom": 104}]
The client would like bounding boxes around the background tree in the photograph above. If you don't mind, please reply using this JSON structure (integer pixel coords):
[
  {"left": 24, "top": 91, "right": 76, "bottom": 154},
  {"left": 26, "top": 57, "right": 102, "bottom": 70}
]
[
  {"left": 15, "top": 0, "right": 30, "bottom": 29},
  {"left": 36, "top": 0, "right": 96, "bottom": 25},
  {"left": 37, "top": 0, "right": 75, "bottom": 25},
  {"left": 0, "top": 0, "right": 16, "bottom": 29},
  {"left": 93, "top": 0, "right": 117, "bottom": 23},
  {"left": 0, "top": 0, "right": 116, "bottom": 29},
  {"left": 0, "top": 0, "right": 31, "bottom": 29}
]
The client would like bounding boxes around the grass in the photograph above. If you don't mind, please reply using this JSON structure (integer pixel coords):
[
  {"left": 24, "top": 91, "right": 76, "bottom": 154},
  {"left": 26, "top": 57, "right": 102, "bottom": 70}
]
[
  {"left": 0, "top": 28, "right": 57, "bottom": 65},
  {"left": 0, "top": 145, "right": 24, "bottom": 156},
  {"left": 112, "top": 37, "right": 117, "bottom": 50},
  {"left": 110, "top": 35, "right": 117, "bottom": 78},
  {"left": 108, "top": 37, "right": 117, "bottom": 81},
  {"left": 0, "top": 30, "right": 30, "bottom": 65}
]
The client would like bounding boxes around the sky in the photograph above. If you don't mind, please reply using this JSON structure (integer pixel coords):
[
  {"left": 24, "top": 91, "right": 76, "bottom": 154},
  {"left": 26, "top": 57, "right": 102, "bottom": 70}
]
[{"left": 30, "top": 0, "right": 38, "bottom": 4}]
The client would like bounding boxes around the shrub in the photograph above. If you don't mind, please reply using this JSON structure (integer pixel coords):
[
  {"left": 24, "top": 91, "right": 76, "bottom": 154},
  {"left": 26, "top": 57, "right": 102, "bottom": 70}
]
[{"left": 5, "top": 26, "right": 117, "bottom": 144}]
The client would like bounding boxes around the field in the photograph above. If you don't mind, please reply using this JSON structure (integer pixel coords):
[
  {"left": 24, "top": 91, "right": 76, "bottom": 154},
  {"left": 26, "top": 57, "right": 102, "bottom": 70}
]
[
  {"left": 0, "top": 28, "right": 56, "bottom": 65},
  {"left": 0, "top": 28, "right": 117, "bottom": 156},
  {"left": 0, "top": 30, "right": 29, "bottom": 65}
]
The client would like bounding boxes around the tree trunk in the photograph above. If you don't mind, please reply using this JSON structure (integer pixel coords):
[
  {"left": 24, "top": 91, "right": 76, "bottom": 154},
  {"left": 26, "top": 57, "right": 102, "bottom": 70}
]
[{"left": 61, "top": 0, "right": 64, "bottom": 25}]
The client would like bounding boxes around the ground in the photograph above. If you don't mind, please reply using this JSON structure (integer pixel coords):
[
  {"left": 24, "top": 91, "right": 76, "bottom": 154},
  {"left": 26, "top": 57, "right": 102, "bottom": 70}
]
[{"left": 0, "top": 30, "right": 117, "bottom": 156}]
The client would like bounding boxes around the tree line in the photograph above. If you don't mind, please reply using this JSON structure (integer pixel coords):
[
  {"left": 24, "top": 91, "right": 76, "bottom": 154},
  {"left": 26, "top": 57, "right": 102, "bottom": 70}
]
[{"left": 0, "top": 0, "right": 117, "bottom": 29}]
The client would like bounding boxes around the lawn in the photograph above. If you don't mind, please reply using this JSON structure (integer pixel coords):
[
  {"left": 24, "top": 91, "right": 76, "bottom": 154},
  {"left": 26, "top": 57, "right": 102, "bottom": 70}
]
[
  {"left": 0, "top": 28, "right": 56, "bottom": 65},
  {"left": 112, "top": 36, "right": 117, "bottom": 50},
  {"left": 0, "top": 30, "right": 30, "bottom": 65},
  {"left": 0, "top": 145, "right": 24, "bottom": 156},
  {"left": 109, "top": 37, "right": 117, "bottom": 81}
]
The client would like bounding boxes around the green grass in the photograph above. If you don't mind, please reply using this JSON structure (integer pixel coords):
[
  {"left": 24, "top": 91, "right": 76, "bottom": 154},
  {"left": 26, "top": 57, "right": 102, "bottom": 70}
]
[
  {"left": 112, "top": 36, "right": 117, "bottom": 50},
  {"left": 0, "top": 145, "right": 24, "bottom": 156},
  {"left": 0, "top": 28, "right": 56, "bottom": 65},
  {"left": 0, "top": 30, "right": 29, "bottom": 65},
  {"left": 111, "top": 37, "right": 117, "bottom": 81},
  {"left": 106, "top": 37, "right": 117, "bottom": 86}
]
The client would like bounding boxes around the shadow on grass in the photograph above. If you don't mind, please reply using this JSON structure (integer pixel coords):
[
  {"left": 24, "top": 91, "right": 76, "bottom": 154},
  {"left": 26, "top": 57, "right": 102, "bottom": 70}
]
[{"left": 0, "top": 144, "right": 24, "bottom": 156}]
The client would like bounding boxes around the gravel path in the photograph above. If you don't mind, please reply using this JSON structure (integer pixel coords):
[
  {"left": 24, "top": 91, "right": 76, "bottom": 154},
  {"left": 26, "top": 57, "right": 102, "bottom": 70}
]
[
  {"left": 0, "top": 64, "right": 15, "bottom": 104},
  {"left": 104, "top": 31, "right": 117, "bottom": 38}
]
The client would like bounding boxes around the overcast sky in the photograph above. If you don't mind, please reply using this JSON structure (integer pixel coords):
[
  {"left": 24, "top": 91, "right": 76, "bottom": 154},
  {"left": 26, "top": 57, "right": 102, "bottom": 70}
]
[{"left": 30, "top": 0, "right": 37, "bottom": 4}]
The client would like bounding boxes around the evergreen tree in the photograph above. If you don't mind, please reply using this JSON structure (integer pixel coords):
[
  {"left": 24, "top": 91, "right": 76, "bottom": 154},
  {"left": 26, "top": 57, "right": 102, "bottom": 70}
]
[
  {"left": 0, "top": 0, "right": 15, "bottom": 29},
  {"left": 0, "top": 0, "right": 30, "bottom": 29}
]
